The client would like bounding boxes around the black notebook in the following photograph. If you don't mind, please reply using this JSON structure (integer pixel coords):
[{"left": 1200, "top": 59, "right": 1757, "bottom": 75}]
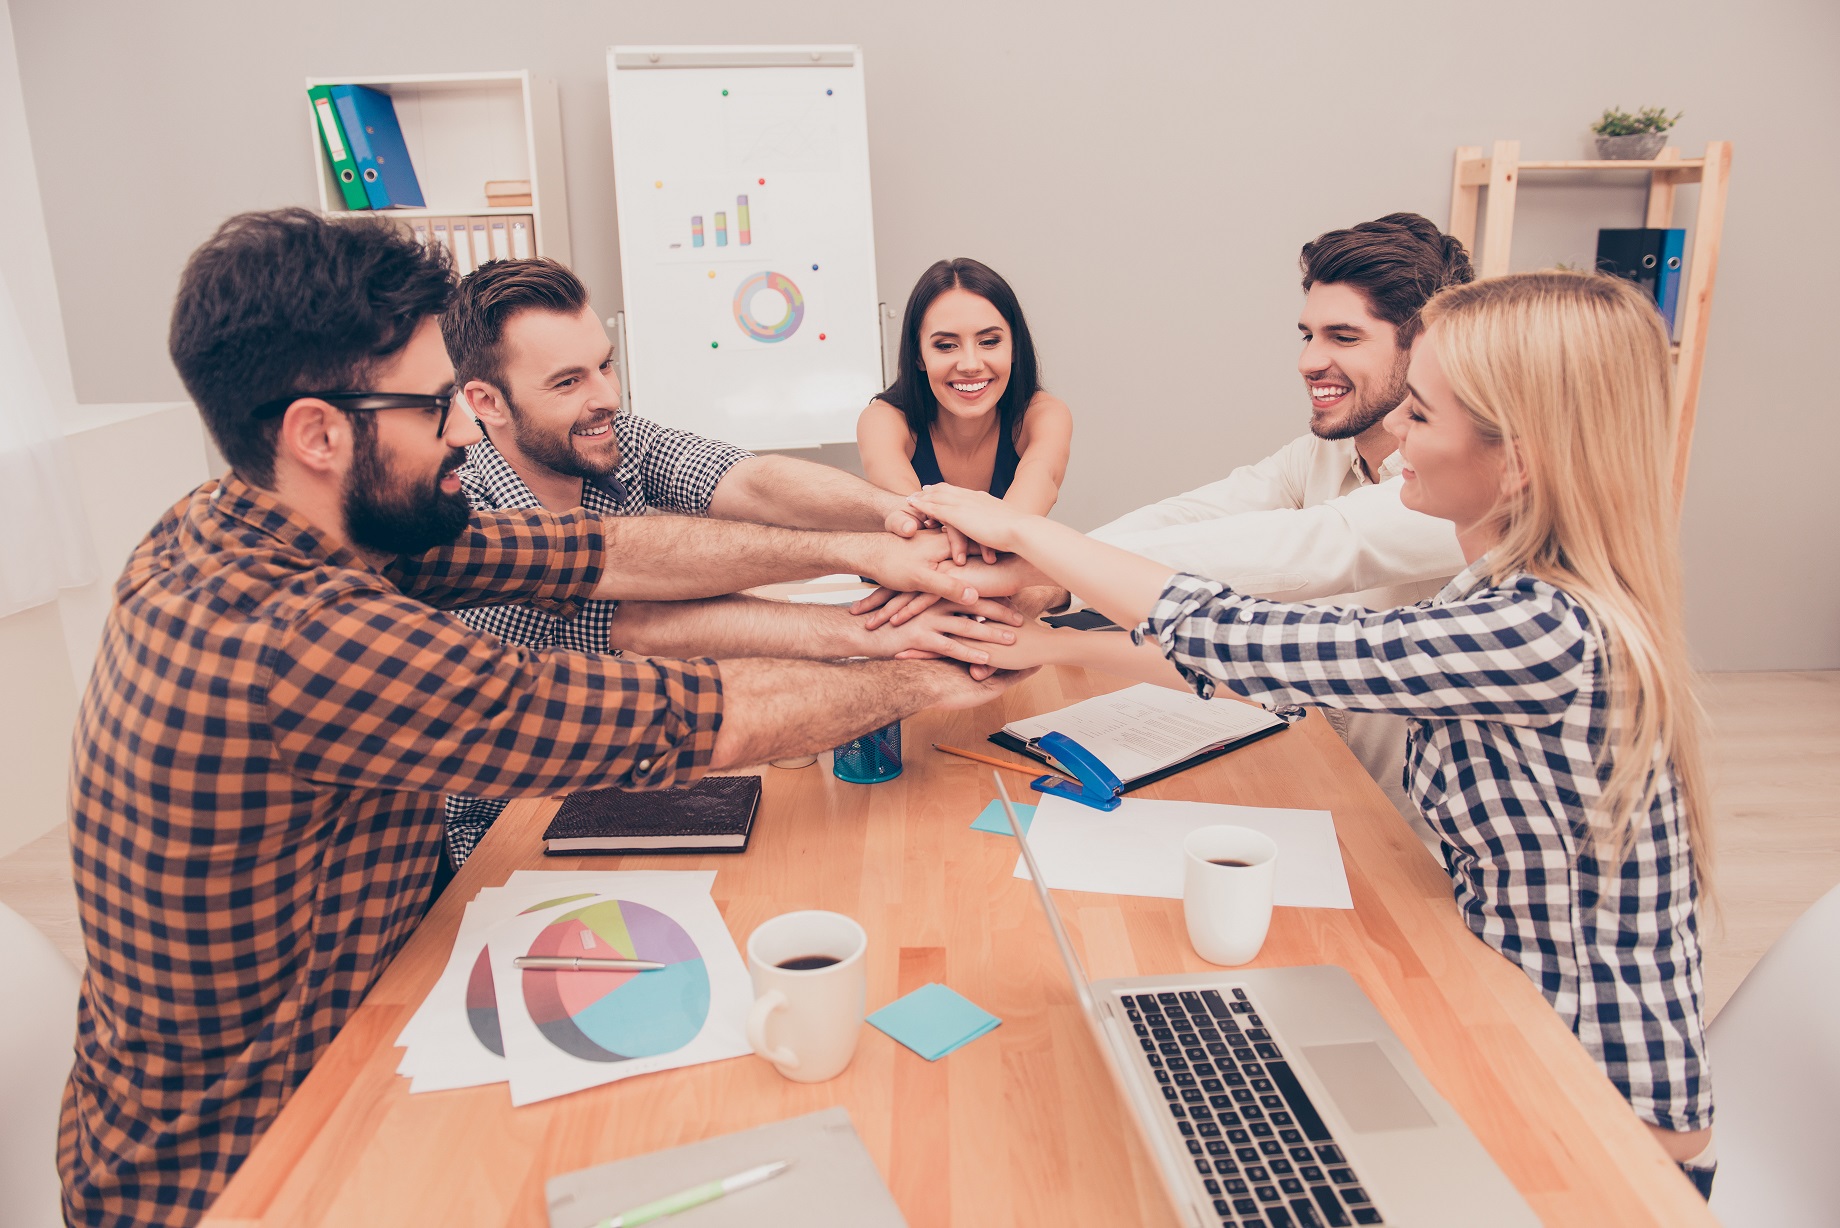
[{"left": 541, "top": 776, "right": 762, "bottom": 855}]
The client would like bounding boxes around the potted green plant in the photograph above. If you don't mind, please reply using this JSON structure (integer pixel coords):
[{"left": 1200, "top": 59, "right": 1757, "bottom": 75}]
[{"left": 1591, "top": 106, "right": 1683, "bottom": 160}]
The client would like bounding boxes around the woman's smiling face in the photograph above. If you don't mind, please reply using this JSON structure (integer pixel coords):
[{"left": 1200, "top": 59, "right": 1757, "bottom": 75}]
[
  {"left": 1385, "top": 323, "right": 1510, "bottom": 559},
  {"left": 918, "top": 287, "right": 1012, "bottom": 424}
]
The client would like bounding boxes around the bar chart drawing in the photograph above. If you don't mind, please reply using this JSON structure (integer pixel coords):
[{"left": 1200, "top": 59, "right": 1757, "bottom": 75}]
[{"left": 666, "top": 189, "right": 760, "bottom": 256}]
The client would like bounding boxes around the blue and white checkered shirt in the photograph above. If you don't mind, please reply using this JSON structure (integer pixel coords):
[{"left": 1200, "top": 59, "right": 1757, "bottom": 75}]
[
  {"left": 444, "top": 417, "right": 751, "bottom": 864},
  {"left": 1136, "top": 563, "right": 1711, "bottom": 1132}
]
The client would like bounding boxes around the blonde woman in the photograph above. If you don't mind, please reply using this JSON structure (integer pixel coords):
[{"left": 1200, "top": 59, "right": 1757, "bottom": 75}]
[{"left": 909, "top": 271, "right": 1717, "bottom": 1195}]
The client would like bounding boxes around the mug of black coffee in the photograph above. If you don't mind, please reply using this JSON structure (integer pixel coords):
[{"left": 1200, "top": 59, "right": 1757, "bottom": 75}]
[{"left": 744, "top": 910, "right": 868, "bottom": 1082}]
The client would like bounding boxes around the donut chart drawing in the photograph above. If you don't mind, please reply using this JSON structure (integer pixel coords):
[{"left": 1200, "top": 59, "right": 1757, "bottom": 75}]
[
  {"left": 519, "top": 899, "right": 710, "bottom": 1062},
  {"left": 732, "top": 270, "right": 805, "bottom": 343}
]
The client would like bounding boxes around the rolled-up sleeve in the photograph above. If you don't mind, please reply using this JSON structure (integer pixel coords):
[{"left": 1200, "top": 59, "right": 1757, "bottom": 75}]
[
  {"left": 263, "top": 588, "right": 722, "bottom": 798},
  {"left": 1134, "top": 571, "right": 1588, "bottom": 725},
  {"left": 381, "top": 508, "right": 606, "bottom": 614}
]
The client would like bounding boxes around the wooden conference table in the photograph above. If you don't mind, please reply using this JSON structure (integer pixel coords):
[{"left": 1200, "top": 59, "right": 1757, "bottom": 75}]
[{"left": 201, "top": 667, "right": 1715, "bottom": 1228}]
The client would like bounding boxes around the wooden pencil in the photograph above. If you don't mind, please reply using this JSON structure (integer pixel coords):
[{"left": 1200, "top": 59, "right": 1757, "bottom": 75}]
[{"left": 931, "top": 742, "right": 1074, "bottom": 784}]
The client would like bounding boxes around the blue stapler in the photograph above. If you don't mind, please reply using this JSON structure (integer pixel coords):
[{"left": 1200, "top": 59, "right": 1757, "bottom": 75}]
[{"left": 1030, "top": 731, "right": 1125, "bottom": 812}]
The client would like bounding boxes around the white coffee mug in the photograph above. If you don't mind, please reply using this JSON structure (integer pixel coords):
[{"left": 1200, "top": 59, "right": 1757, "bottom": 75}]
[
  {"left": 1182, "top": 825, "right": 1279, "bottom": 966},
  {"left": 745, "top": 910, "right": 868, "bottom": 1083}
]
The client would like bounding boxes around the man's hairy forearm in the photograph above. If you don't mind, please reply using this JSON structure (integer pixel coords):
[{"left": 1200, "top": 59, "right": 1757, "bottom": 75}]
[
  {"left": 710, "top": 658, "right": 951, "bottom": 768},
  {"left": 711, "top": 454, "right": 899, "bottom": 533},
  {"left": 607, "top": 595, "right": 866, "bottom": 660},
  {"left": 1010, "top": 585, "right": 1071, "bottom": 620},
  {"left": 593, "top": 514, "right": 877, "bottom": 600}
]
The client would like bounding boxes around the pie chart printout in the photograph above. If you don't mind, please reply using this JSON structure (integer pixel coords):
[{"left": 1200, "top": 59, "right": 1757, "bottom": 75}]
[
  {"left": 465, "top": 893, "right": 598, "bottom": 1057},
  {"left": 519, "top": 899, "right": 711, "bottom": 1062}
]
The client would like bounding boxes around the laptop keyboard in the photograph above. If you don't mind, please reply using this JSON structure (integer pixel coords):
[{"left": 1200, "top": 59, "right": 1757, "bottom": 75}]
[{"left": 1118, "top": 988, "right": 1386, "bottom": 1228}]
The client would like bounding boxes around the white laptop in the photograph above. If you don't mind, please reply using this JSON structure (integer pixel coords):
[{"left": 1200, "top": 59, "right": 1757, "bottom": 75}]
[{"left": 996, "top": 777, "right": 1539, "bottom": 1228}]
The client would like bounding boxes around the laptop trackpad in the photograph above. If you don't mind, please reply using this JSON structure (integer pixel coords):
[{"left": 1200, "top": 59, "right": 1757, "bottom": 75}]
[{"left": 1300, "top": 1042, "right": 1438, "bottom": 1133}]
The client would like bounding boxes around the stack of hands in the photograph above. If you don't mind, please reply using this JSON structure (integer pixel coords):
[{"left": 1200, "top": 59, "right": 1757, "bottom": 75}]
[{"left": 859, "top": 484, "right": 1065, "bottom": 680}]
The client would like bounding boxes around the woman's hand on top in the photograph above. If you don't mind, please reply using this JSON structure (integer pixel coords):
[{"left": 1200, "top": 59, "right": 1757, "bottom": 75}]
[{"left": 907, "top": 484, "right": 1035, "bottom": 555}]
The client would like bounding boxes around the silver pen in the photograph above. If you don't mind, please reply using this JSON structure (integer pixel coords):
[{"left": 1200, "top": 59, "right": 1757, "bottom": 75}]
[{"left": 512, "top": 956, "right": 666, "bottom": 972}]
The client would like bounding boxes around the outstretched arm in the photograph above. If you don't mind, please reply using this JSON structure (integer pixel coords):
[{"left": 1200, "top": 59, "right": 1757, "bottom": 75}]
[
  {"left": 710, "top": 658, "right": 1033, "bottom": 769},
  {"left": 706, "top": 453, "right": 912, "bottom": 534},
  {"left": 590, "top": 516, "right": 979, "bottom": 605},
  {"left": 906, "top": 485, "right": 1177, "bottom": 630},
  {"left": 1001, "top": 394, "right": 1072, "bottom": 516},
  {"left": 606, "top": 593, "right": 1017, "bottom": 666},
  {"left": 1093, "top": 476, "right": 1464, "bottom": 602}
]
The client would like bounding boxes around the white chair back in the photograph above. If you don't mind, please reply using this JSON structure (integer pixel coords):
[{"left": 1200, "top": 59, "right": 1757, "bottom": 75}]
[
  {"left": 1706, "top": 881, "right": 1840, "bottom": 1226},
  {"left": 0, "top": 899, "right": 80, "bottom": 1228}
]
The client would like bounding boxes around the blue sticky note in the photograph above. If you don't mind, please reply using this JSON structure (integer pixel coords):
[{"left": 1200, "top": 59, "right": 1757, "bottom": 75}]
[
  {"left": 866, "top": 983, "right": 1001, "bottom": 1061},
  {"left": 970, "top": 799, "right": 1036, "bottom": 836}
]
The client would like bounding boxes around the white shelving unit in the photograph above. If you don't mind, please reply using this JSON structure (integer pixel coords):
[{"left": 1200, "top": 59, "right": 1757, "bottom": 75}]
[{"left": 304, "top": 70, "right": 571, "bottom": 266}]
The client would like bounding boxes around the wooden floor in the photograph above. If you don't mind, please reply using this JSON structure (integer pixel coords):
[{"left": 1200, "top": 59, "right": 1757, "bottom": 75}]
[{"left": 3, "top": 670, "right": 1835, "bottom": 1020}]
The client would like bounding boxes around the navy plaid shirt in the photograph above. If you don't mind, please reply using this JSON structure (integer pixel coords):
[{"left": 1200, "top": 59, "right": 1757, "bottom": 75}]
[
  {"left": 445, "top": 418, "right": 751, "bottom": 863},
  {"left": 1137, "top": 563, "right": 1711, "bottom": 1132}
]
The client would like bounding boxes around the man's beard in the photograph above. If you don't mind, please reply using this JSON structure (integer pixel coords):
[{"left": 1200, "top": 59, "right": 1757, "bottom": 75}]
[
  {"left": 342, "top": 426, "right": 472, "bottom": 556},
  {"left": 504, "top": 391, "right": 622, "bottom": 482},
  {"left": 1311, "top": 346, "right": 1410, "bottom": 441}
]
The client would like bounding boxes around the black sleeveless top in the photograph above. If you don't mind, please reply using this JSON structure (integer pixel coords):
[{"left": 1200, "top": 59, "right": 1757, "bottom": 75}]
[{"left": 910, "top": 419, "right": 1021, "bottom": 497}]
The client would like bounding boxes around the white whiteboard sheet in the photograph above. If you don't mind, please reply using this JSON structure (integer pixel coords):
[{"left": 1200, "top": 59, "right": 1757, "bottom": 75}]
[{"left": 608, "top": 46, "right": 882, "bottom": 449}]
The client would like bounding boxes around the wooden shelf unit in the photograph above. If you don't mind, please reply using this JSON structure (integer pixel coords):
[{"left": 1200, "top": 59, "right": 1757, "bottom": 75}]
[
  {"left": 304, "top": 70, "right": 571, "bottom": 267},
  {"left": 1448, "top": 139, "right": 1732, "bottom": 494}
]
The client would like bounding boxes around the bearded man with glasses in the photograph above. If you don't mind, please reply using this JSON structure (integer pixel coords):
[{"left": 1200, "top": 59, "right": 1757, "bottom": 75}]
[{"left": 57, "top": 208, "right": 1027, "bottom": 1228}]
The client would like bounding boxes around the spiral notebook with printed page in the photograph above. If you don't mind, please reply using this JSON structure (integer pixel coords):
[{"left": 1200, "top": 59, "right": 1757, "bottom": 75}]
[
  {"left": 542, "top": 776, "right": 762, "bottom": 854},
  {"left": 989, "top": 682, "right": 1291, "bottom": 793},
  {"left": 545, "top": 1107, "right": 907, "bottom": 1228}
]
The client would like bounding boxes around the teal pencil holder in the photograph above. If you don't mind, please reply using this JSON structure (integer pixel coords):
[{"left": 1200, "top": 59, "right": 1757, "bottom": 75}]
[{"left": 832, "top": 721, "right": 902, "bottom": 784}]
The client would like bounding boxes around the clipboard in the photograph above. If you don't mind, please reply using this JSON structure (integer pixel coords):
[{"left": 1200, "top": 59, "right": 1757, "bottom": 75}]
[{"left": 988, "top": 719, "right": 1292, "bottom": 808}]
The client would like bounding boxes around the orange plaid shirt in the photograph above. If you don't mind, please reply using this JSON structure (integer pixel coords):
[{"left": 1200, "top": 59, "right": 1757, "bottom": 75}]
[{"left": 59, "top": 475, "right": 724, "bottom": 1227}]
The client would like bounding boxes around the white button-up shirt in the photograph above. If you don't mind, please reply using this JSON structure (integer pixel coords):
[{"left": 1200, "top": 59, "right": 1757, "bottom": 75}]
[{"left": 1092, "top": 434, "right": 1466, "bottom": 833}]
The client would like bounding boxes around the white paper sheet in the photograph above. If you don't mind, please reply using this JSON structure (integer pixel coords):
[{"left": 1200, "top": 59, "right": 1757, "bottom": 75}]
[
  {"left": 486, "top": 870, "right": 753, "bottom": 1106},
  {"left": 1013, "top": 795, "right": 1354, "bottom": 909},
  {"left": 396, "top": 871, "right": 751, "bottom": 1100}
]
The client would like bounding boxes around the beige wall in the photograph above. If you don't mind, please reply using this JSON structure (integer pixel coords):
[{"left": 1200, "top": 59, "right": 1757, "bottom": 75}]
[
  {"left": 1, "top": 0, "right": 210, "bottom": 853},
  {"left": 6, "top": 0, "right": 1839, "bottom": 669}
]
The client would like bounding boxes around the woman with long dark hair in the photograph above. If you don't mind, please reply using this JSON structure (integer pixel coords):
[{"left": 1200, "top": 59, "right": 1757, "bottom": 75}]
[{"left": 858, "top": 258, "right": 1071, "bottom": 520}]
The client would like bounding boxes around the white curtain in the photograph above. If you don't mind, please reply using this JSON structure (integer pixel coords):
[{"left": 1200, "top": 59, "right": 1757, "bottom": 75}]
[{"left": 0, "top": 262, "right": 94, "bottom": 617}]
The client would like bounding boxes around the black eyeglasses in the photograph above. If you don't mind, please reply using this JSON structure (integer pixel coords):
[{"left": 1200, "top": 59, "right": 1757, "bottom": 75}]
[{"left": 250, "top": 391, "right": 455, "bottom": 438}]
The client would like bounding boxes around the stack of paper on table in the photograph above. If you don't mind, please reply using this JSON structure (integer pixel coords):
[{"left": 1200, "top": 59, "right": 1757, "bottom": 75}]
[
  {"left": 395, "top": 870, "right": 752, "bottom": 1105},
  {"left": 1014, "top": 794, "right": 1355, "bottom": 909}
]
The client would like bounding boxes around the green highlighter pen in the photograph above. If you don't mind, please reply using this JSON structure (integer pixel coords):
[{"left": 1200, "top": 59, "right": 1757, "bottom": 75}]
[{"left": 599, "top": 1159, "right": 792, "bottom": 1228}]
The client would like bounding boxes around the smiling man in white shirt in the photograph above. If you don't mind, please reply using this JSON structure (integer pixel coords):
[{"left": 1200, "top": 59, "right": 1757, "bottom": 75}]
[{"left": 1088, "top": 214, "right": 1473, "bottom": 833}]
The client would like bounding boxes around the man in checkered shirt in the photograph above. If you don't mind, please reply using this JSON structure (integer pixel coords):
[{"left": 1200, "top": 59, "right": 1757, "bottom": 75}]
[
  {"left": 438, "top": 258, "right": 1025, "bottom": 863},
  {"left": 59, "top": 210, "right": 1025, "bottom": 1227}
]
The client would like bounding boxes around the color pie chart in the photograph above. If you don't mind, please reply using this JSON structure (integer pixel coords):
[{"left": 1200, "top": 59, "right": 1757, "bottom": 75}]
[
  {"left": 732, "top": 270, "right": 804, "bottom": 343},
  {"left": 465, "top": 893, "right": 600, "bottom": 1057},
  {"left": 510, "top": 899, "right": 710, "bottom": 1062}
]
